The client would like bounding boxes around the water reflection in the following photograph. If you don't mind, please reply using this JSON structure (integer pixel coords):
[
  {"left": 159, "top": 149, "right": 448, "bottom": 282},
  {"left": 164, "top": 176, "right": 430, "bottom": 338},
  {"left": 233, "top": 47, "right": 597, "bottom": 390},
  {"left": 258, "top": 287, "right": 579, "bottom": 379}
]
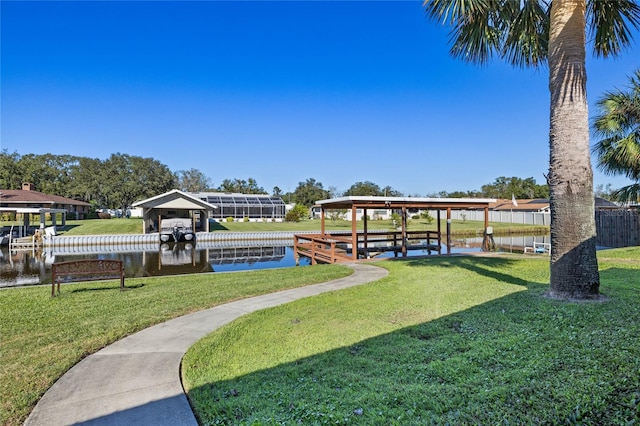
[
  {"left": 0, "top": 241, "right": 311, "bottom": 288},
  {"left": 1, "top": 234, "right": 552, "bottom": 288}
]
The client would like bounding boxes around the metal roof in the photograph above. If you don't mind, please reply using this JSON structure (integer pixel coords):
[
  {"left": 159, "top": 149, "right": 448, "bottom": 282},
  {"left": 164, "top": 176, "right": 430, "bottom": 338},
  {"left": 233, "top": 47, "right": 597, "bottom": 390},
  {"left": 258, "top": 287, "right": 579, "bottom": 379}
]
[{"left": 315, "top": 196, "right": 496, "bottom": 210}]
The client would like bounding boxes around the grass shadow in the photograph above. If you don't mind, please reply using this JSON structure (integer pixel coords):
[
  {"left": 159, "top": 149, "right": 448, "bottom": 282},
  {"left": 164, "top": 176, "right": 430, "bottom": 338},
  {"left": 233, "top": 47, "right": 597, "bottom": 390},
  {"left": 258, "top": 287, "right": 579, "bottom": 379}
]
[
  {"left": 394, "top": 254, "right": 538, "bottom": 287},
  {"left": 68, "top": 282, "right": 145, "bottom": 293},
  {"left": 55, "top": 224, "right": 80, "bottom": 233},
  {"left": 208, "top": 221, "right": 230, "bottom": 231},
  {"left": 185, "top": 265, "right": 640, "bottom": 424}
]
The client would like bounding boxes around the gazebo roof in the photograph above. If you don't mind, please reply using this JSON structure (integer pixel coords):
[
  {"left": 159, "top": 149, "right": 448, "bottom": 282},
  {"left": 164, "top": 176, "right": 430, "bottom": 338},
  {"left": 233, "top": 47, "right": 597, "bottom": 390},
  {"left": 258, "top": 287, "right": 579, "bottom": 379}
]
[
  {"left": 315, "top": 196, "right": 496, "bottom": 210},
  {"left": 132, "top": 189, "right": 216, "bottom": 211}
]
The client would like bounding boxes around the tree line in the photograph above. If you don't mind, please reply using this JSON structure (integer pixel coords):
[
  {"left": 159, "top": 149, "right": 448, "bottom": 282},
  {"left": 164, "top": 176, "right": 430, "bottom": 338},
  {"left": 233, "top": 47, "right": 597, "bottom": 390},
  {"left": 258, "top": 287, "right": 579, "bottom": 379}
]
[{"left": 1, "top": 150, "right": 557, "bottom": 212}]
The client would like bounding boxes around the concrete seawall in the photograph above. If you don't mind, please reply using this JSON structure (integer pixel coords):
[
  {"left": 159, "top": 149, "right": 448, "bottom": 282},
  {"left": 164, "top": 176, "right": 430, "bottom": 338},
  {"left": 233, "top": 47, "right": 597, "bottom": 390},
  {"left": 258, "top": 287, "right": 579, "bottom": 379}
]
[{"left": 42, "top": 231, "right": 315, "bottom": 250}]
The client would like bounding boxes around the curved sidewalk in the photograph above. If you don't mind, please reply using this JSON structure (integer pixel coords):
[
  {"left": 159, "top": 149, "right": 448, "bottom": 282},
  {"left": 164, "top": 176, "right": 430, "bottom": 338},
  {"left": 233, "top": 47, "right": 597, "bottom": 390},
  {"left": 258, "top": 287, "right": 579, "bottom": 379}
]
[{"left": 25, "top": 263, "right": 388, "bottom": 426}]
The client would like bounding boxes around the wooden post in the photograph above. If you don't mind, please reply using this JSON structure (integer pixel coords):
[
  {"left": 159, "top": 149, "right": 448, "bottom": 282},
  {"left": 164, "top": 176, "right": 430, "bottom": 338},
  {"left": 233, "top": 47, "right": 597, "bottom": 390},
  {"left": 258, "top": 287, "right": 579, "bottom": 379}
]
[
  {"left": 321, "top": 207, "right": 326, "bottom": 237},
  {"left": 437, "top": 209, "right": 442, "bottom": 254},
  {"left": 484, "top": 206, "right": 490, "bottom": 250},
  {"left": 351, "top": 205, "right": 358, "bottom": 260},
  {"left": 401, "top": 206, "right": 407, "bottom": 257},
  {"left": 484, "top": 206, "right": 489, "bottom": 231},
  {"left": 446, "top": 208, "right": 452, "bottom": 255},
  {"left": 363, "top": 208, "right": 368, "bottom": 257}
]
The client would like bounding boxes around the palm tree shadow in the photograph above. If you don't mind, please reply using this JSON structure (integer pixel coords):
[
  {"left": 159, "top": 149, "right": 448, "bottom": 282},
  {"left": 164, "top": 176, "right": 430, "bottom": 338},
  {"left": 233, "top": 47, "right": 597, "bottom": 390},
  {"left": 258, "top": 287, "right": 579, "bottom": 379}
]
[{"left": 393, "top": 254, "right": 539, "bottom": 287}]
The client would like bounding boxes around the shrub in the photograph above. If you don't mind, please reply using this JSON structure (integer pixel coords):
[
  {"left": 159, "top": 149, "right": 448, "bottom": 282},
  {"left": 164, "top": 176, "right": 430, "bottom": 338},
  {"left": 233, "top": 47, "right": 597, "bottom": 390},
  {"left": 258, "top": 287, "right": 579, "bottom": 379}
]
[
  {"left": 243, "top": 216, "right": 250, "bottom": 222},
  {"left": 390, "top": 212, "right": 401, "bottom": 227},
  {"left": 226, "top": 217, "right": 234, "bottom": 222},
  {"left": 285, "top": 204, "right": 309, "bottom": 222},
  {"left": 420, "top": 211, "right": 434, "bottom": 224}
]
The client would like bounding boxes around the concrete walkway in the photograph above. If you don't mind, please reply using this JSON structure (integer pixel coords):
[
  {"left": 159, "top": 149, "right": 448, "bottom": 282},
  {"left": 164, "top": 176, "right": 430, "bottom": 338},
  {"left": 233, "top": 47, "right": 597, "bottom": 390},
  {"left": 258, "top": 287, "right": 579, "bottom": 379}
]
[{"left": 25, "top": 263, "right": 388, "bottom": 426}]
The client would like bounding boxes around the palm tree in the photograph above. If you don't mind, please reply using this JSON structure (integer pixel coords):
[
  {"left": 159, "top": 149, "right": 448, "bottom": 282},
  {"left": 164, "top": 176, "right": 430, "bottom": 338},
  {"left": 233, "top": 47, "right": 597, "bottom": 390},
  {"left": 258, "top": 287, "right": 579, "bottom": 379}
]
[
  {"left": 422, "top": 0, "right": 640, "bottom": 300},
  {"left": 592, "top": 68, "right": 640, "bottom": 204}
]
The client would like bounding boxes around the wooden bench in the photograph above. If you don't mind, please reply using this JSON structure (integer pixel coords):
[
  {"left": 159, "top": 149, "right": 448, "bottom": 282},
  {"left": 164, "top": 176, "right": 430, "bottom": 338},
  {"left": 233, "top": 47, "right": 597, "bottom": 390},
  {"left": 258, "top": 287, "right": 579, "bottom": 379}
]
[{"left": 51, "top": 259, "right": 125, "bottom": 297}]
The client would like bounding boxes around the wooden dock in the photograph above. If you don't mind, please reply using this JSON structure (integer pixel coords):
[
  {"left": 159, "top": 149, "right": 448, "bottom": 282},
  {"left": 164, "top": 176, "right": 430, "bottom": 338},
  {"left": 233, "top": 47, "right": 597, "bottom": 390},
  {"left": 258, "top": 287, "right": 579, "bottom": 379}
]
[{"left": 294, "top": 230, "right": 441, "bottom": 264}]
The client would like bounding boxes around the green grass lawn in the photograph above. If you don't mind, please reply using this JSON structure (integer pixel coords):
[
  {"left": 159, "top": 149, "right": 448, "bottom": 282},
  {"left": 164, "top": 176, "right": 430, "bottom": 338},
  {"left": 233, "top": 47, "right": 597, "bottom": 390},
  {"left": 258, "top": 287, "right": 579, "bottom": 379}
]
[
  {"left": 57, "top": 217, "right": 548, "bottom": 236},
  {"left": 182, "top": 248, "right": 640, "bottom": 425},
  {"left": 0, "top": 265, "right": 353, "bottom": 426},
  {"left": 4, "top": 248, "right": 635, "bottom": 426}
]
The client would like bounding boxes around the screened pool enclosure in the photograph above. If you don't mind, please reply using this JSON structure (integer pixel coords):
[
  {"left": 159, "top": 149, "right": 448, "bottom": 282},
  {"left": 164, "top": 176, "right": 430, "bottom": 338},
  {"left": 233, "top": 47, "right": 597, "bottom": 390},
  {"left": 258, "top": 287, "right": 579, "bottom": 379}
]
[{"left": 191, "top": 192, "right": 287, "bottom": 221}]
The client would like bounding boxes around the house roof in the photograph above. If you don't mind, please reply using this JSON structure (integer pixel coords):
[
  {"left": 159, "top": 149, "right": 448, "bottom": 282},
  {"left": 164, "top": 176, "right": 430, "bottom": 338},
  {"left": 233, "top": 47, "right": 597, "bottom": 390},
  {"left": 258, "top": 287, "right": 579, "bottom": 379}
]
[
  {"left": 132, "top": 189, "right": 216, "bottom": 211},
  {"left": 0, "top": 189, "right": 91, "bottom": 207},
  {"left": 491, "top": 197, "right": 620, "bottom": 211},
  {"left": 490, "top": 198, "right": 550, "bottom": 211},
  {"left": 594, "top": 197, "right": 619, "bottom": 208}
]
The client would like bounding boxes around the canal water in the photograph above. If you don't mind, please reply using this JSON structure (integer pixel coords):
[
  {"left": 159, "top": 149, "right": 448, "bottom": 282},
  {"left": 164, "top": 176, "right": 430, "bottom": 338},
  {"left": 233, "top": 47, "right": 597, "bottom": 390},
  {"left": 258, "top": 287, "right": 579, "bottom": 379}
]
[{"left": 0, "top": 234, "right": 551, "bottom": 288}]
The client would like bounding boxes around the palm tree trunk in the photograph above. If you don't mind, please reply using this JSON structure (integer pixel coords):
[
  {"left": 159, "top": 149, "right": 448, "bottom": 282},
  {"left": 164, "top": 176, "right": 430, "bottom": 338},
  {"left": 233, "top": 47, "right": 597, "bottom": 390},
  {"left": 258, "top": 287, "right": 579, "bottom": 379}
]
[{"left": 547, "top": 0, "right": 600, "bottom": 299}]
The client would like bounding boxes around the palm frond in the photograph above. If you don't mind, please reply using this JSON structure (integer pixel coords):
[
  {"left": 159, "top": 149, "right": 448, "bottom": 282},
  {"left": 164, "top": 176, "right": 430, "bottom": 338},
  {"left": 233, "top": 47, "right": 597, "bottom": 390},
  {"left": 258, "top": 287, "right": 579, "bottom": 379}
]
[
  {"left": 502, "top": 0, "right": 549, "bottom": 68},
  {"left": 424, "top": 0, "right": 504, "bottom": 64},
  {"left": 450, "top": 4, "right": 505, "bottom": 64},
  {"left": 591, "top": 67, "right": 640, "bottom": 180},
  {"left": 423, "top": 0, "right": 494, "bottom": 26},
  {"left": 592, "top": 135, "right": 640, "bottom": 179},
  {"left": 592, "top": 91, "right": 639, "bottom": 136},
  {"left": 423, "top": 0, "right": 640, "bottom": 66},
  {"left": 611, "top": 182, "right": 640, "bottom": 204},
  {"left": 588, "top": 0, "right": 640, "bottom": 57}
]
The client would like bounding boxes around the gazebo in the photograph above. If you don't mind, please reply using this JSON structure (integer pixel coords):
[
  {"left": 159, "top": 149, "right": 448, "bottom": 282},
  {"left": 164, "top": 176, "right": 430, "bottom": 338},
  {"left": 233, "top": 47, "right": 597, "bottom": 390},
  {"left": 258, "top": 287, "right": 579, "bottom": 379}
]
[
  {"left": 294, "top": 196, "right": 496, "bottom": 264},
  {"left": 132, "top": 190, "right": 217, "bottom": 234}
]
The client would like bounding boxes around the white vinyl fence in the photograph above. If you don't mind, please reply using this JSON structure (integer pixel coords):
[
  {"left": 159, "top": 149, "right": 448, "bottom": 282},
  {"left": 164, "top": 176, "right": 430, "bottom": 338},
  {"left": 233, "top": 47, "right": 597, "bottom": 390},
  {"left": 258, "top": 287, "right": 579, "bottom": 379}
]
[{"left": 427, "top": 210, "right": 550, "bottom": 226}]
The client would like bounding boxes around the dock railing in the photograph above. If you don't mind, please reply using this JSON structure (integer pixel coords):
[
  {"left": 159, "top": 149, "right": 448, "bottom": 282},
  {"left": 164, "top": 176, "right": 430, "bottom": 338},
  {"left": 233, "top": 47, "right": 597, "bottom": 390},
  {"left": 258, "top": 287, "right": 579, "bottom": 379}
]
[
  {"left": 294, "top": 230, "right": 442, "bottom": 264},
  {"left": 293, "top": 233, "right": 354, "bottom": 265}
]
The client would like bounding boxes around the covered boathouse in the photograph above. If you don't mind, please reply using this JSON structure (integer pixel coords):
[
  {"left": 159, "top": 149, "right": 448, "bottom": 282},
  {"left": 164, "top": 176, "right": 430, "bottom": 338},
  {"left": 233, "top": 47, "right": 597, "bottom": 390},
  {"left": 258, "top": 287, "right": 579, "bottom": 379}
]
[{"left": 294, "top": 196, "right": 496, "bottom": 264}]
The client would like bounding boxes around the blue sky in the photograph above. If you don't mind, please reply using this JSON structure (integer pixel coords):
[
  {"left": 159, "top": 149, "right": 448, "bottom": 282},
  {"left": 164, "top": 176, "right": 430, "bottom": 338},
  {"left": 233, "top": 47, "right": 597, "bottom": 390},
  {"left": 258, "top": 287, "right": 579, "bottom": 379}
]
[{"left": 2, "top": 1, "right": 639, "bottom": 196}]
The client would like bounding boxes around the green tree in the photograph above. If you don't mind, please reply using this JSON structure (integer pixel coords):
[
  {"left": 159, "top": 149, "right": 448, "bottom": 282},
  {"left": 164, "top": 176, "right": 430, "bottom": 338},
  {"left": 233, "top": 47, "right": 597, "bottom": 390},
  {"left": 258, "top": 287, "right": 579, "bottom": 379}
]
[
  {"left": 217, "top": 178, "right": 266, "bottom": 194},
  {"left": 0, "top": 150, "right": 22, "bottom": 190},
  {"left": 292, "top": 178, "right": 329, "bottom": 207},
  {"left": 343, "top": 181, "right": 403, "bottom": 197},
  {"left": 15, "top": 153, "right": 78, "bottom": 196},
  {"left": 423, "top": 0, "right": 640, "bottom": 300},
  {"left": 441, "top": 190, "right": 481, "bottom": 198},
  {"left": 68, "top": 157, "right": 105, "bottom": 205},
  {"left": 344, "top": 181, "right": 383, "bottom": 196},
  {"left": 176, "top": 168, "right": 212, "bottom": 192},
  {"left": 591, "top": 68, "right": 640, "bottom": 204},
  {"left": 381, "top": 185, "right": 404, "bottom": 197},
  {"left": 102, "top": 153, "right": 175, "bottom": 212},
  {"left": 481, "top": 176, "right": 549, "bottom": 199}
]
